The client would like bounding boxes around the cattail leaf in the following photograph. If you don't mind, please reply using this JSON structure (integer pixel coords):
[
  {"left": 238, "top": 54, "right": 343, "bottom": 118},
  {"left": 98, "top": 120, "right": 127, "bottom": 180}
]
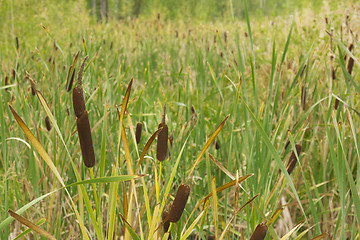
[
  {"left": 279, "top": 221, "right": 303, "bottom": 240},
  {"left": 250, "top": 223, "right": 268, "bottom": 240},
  {"left": 209, "top": 153, "right": 235, "bottom": 179},
  {"left": 136, "top": 127, "right": 163, "bottom": 172},
  {"left": 311, "top": 233, "right": 329, "bottom": 240},
  {"left": 8, "top": 105, "right": 65, "bottom": 187},
  {"left": 180, "top": 208, "right": 205, "bottom": 240},
  {"left": 13, "top": 218, "right": 46, "bottom": 240},
  {"left": 219, "top": 194, "right": 258, "bottom": 240},
  {"left": 188, "top": 115, "right": 229, "bottom": 177},
  {"left": 193, "top": 174, "right": 253, "bottom": 212},
  {"left": 8, "top": 210, "right": 56, "bottom": 240},
  {"left": 266, "top": 207, "right": 284, "bottom": 226},
  {"left": 120, "top": 214, "right": 141, "bottom": 240}
]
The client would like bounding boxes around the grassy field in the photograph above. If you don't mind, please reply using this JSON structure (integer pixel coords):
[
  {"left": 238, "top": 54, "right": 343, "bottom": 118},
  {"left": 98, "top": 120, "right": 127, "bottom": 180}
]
[{"left": 1, "top": 0, "right": 360, "bottom": 239}]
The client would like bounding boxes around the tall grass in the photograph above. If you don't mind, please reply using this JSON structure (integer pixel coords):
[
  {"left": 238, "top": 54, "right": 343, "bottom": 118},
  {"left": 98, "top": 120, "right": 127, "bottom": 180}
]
[{"left": 1, "top": 0, "right": 360, "bottom": 239}]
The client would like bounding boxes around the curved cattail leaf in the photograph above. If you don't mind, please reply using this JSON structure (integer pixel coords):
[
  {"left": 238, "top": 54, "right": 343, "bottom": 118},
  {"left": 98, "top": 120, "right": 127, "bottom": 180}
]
[
  {"left": 67, "top": 67, "right": 76, "bottom": 92},
  {"left": 72, "top": 86, "right": 86, "bottom": 118},
  {"left": 135, "top": 122, "right": 142, "bottom": 144},
  {"left": 76, "top": 111, "right": 95, "bottom": 168},
  {"left": 250, "top": 223, "right": 268, "bottom": 240},
  {"left": 287, "top": 144, "right": 302, "bottom": 174},
  {"left": 45, "top": 116, "right": 52, "bottom": 131},
  {"left": 168, "top": 184, "right": 190, "bottom": 223},
  {"left": 157, "top": 123, "right": 168, "bottom": 161}
]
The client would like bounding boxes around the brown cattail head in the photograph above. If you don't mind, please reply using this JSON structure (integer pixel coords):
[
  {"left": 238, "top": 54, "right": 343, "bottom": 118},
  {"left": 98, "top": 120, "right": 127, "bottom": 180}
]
[
  {"left": 334, "top": 97, "right": 340, "bottom": 110},
  {"left": 325, "top": 17, "right": 328, "bottom": 25},
  {"left": 4, "top": 75, "right": 9, "bottom": 86},
  {"left": 331, "top": 67, "right": 336, "bottom": 80},
  {"left": 215, "top": 140, "right": 220, "bottom": 150},
  {"left": 110, "top": 41, "right": 113, "bottom": 50},
  {"left": 45, "top": 116, "right": 52, "bottom": 131},
  {"left": 135, "top": 122, "right": 142, "bottom": 144},
  {"left": 301, "top": 85, "right": 306, "bottom": 110},
  {"left": 27, "top": 76, "right": 37, "bottom": 96},
  {"left": 76, "top": 110, "right": 95, "bottom": 168},
  {"left": 244, "top": 32, "right": 248, "bottom": 37},
  {"left": 224, "top": 31, "right": 228, "bottom": 43},
  {"left": 15, "top": 36, "right": 19, "bottom": 50},
  {"left": 168, "top": 184, "right": 190, "bottom": 223},
  {"left": 287, "top": 144, "right": 302, "bottom": 174},
  {"left": 175, "top": 30, "right": 178, "bottom": 38},
  {"left": 347, "top": 57, "right": 354, "bottom": 75},
  {"left": 72, "top": 86, "right": 86, "bottom": 118},
  {"left": 12, "top": 69, "right": 16, "bottom": 80},
  {"left": 157, "top": 123, "right": 169, "bottom": 161},
  {"left": 250, "top": 223, "right": 268, "bottom": 240}
]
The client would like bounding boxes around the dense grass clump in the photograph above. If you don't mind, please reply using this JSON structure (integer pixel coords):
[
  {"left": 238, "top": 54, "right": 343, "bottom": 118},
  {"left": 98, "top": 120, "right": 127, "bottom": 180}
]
[{"left": 1, "top": 0, "right": 360, "bottom": 239}]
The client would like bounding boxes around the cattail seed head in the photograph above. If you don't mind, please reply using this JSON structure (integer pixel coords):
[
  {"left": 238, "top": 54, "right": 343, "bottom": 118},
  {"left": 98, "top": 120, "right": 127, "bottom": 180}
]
[
  {"left": 45, "top": 116, "right": 52, "bottom": 131},
  {"left": 162, "top": 210, "right": 171, "bottom": 238},
  {"left": 72, "top": 86, "right": 86, "bottom": 118},
  {"left": 215, "top": 140, "right": 220, "bottom": 150},
  {"left": 76, "top": 111, "right": 95, "bottom": 168},
  {"left": 335, "top": 97, "right": 340, "bottom": 110},
  {"left": 300, "top": 64, "right": 307, "bottom": 78},
  {"left": 15, "top": 36, "right": 19, "bottom": 50},
  {"left": 156, "top": 123, "right": 169, "bottom": 161},
  {"left": 250, "top": 223, "right": 268, "bottom": 240},
  {"left": 331, "top": 67, "right": 336, "bottom": 80},
  {"left": 135, "top": 122, "right": 142, "bottom": 144},
  {"left": 12, "top": 69, "right": 16, "bottom": 80},
  {"left": 287, "top": 144, "right": 302, "bottom": 174},
  {"left": 110, "top": 41, "right": 113, "bottom": 50},
  {"left": 347, "top": 57, "right": 354, "bottom": 75},
  {"left": 168, "top": 184, "right": 190, "bottom": 223}
]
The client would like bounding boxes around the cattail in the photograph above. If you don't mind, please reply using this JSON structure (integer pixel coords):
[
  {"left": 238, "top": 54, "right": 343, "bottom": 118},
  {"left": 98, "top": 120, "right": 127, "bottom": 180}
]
[
  {"left": 5, "top": 75, "right": 9, "bottom": 86},
  {"left": 214, "top": 35, "right": 217, "bottom": 44},
  {"left": 45, "top": 116, "right": 52, "bottom": 131},
  {"left": 287, "top": 144, "right": 302, "bottom": 174},
  {"left": 207, "top": 236, "right": 215, "bottom": 240},
  {"left": 157, "top": 123, "right": 169, "bottom": 161},
  {"left": 220, "top": 52, "right": 223, "bottom": 58},
  {"left": 72, "top": 86, "right": 86, "bottom": 118},
  {"left": 325, "top": 17, "right": 328, "bottom": 25},
  {"left": 224, "top": 31, "right": 228, "bottom": 43},
  {"left": 301, "top": 85, "right": 306, "bottom": 110},
  {"left": 135, "top": 122, "right": 142, "bottom": 144},
  {"left": 67, "top": 67, "right": 76, "bottom": 92},
  {"left": 331, "top": 67, "right": 336, "bottom": 80},
  {"left": 76, "top": 111, "right": 95, "bottom": 168},
  {"left": 48, "top": 56, "right": 52, "bottom": 63},
  {"left": 347, "top": 57, "right": 354, "bottom": 75},
  {"left": 157, "top": 13, "right": 161, "bottom": 21},
  {"left": 72, "top": 56, "right": 95, "bottom": 168},
  {"left": 250, "top": 223, "right": 268, "bottom": 240},
  {"left": 344, "top": 43, "right": 354, "bottom": 61},
  {"left": 162, "top": 210, "right": 171, "bottom": 239},
  {"left": 215, "top": 140, "right": 220, "bottom": 150},
  {"left": 157, "top": 104, "right": 169, "bottom": 161},
  {"left": 175, "top": 30, "right": 178, "bottom": 38},
  {"left": 334, "top": 97, "right": 340, "bottom": 110},
  {"left": 12, "top": 69, "right": 16, "bottom": 80},
  {"left": 244, "top": 32, "right": 248, "bottom": 37},
  {"left": 168, "top": 184, "right": 190, "bottom": 223},
  {"left": 15, "top": 36, "right": 19, "bottom": 50}
]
